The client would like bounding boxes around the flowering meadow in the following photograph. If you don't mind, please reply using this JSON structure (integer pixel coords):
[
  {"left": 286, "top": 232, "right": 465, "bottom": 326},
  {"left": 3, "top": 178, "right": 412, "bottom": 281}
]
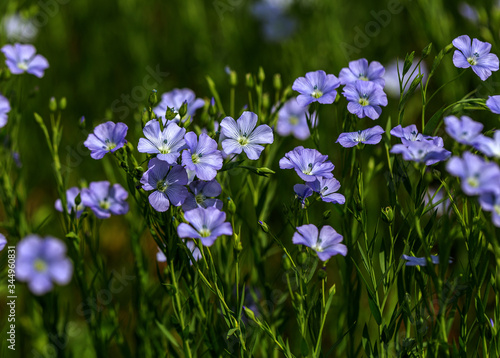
[{"left": 2, "top": 0, "right": 500, "bottom": 357}]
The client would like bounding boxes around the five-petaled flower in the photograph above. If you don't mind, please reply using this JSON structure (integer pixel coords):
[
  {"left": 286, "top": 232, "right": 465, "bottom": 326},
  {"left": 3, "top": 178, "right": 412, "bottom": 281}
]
[
  {"left": 276, "top": 98, "right": 314, "bottom": 140},
  {"left": 177, "top": 207, "right": 233, "bottom": 247},
  {"left": 446, "top": 152, "right": 500, "bottom": 196},
  {"left": 292, "top": 70, "right": 340, "bottom": 106},
  {"left": 452, "top": 35, "right": 499, "bottom": 81},
  {"left": 182, "top": 132, "right": 223, "bottom": 181},
  {"left": 1, "top": 43, "right": 49, "bottom": 77},
  {"left": 444, "top": 115, "right": 483, "bottom": 145},
  {"left": 306, "top": 177, "right": 345, "bottom": 204},
  {"left": 339, "top": 58, "right": 385, "bottom": 88},
  {"left": 279, "top": 146, "right": 334, "bottom": 182},
  {"left": 138, "top": 120, "right": 186, "bottom": 164},
  {"left": 16, "top": 235, "right": 73, "bottom": 295},
  {"left": 81, "top": 181, "right": 129, "bottom": 219},
  {"left": 220, "top": 111, "right": 274, "bottom": 160},
  {"left": 84, "top": 121, "right": 128, "bottom": 160},
  {"left": 182, "top": 180, "right": 223, "bottom": 212},
  {"left": 342, "top": 80, "right": 388, "bottom": 120},
  {"left": 292, "top": 224, "right": 347, "bottom": 261},
  {"left": 140, "top": 158, "right": 188, "bottom": 212},
  {"left": 336, "top": 125, "right": 385, "bottom": 148}
]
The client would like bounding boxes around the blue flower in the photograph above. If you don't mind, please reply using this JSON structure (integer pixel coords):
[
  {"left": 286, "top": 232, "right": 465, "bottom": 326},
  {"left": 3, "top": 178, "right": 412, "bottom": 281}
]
[
  {"left": 55, "top": 187, "right": 85, "bottom": 219},
  {"left": 292, "top": 224, "right": 347, "bottom": 261},
  {"left": 16, "top": 235, "right": 73, "bottom": 295},
  {"left": 479, "top": 189, "right": 500, "bottom": 227},
  {"left": 390, "top": 124, "right": 427, "bottom": 142},
  {"left": 401, "top": 254, "right": 440, "bottom": 266},
  {"left": 473, "top": 131, "right": 500, "bottom": 158},
  {"left": 276, "top": 98, "right": 313, "bottom": 140},
  {"left": 446, "top": 152, "right": 500, "bottom": 196},
  {"left": 0, "top": 94, "right": 10, "bottom": 128},
  {"left": 84, "top": 121, "right": 128, "bottom": 160},
  {"left": 0, "top": 233, "right": 6, "bottom": 251},
  {"left": 292, "top": 70, "right": 340, "bottom": 106},
  {"left": 279, "top": 146, "right": 334, "bottom": 182},
  {"left": 182, "top": 132, "right": 223, "bottom": 181},
  {"left": 293, "top": 184, "right": 313, "bottom": 207},
  {"left": 137, "top": 120, "right": 186, "bottom": 164},
  {"left": 444, "top": 115, "right": 483, "bottom": 145},
  {"left": 336, "top": 125, "right": 385, "bottom": 148},
  {"left": 452, "top": 35, "right": 499, "bottom": 81},
  {"left": 220, "top": 111, "right": 274, "bottom": 160},
  {"left": 177, "top": 207, "right": 233, "bottom": 246},
  {"left": 81, "top": 181, "right": 129, "bottom": 219},
  {"left": 140, "top": 158, "right": 188, "bottom": 212},
  {"left": 1, "top": 43, "right": 49, "bottom": 78},
  {"left": 486, "top": 95, "right": 500, "bottom": 114},
  {"left": 339, "top": 58, "right": 385, "bottom": 88},
  {"left": 182, "top": 179, "right": 223, "bottom": 212},
  {"left": 153, "top": 88, "right": 205, "bottom": 123},
  {"left": 342, "top": 80, "right": 387, "bottom": 120},
  {"left": 3, "top": 14, "right": 38, "bottom": 42},
  {"left": 391, "top": 140, "right": 451, "bottom": 165},
  {"left": 307, "top": 177, "right": 345, "bottom": 204}
]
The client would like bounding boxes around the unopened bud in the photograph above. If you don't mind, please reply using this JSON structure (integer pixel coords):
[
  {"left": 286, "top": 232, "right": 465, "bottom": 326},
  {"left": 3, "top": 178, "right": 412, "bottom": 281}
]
[
  {"left": 227, "top": 197, "right": 236, "bottom": 215},
  {"left": 422, "top": 43, "right": 432, "bottom": 58},
  {"left": 323, "top": 210, "right": 331, "bottom": 220},
  {"left": 258, "top": 67, "right": 265, "bottom": 83},
  {"left": 59, "top": 97, "right": 67, "bottom": 110},
  {"left": 282, "top": 255, "right": 291, "bottom": 270},
  {"left": 258, "top": 220, "right": 269, "bottom": 233},
  {"left": 245, "top": 73, "right": 254, "bottom": 88},
  {"left": 209, "top": 97, "right": 217, "bottom": 116},
  {"left": 297, "top": 251, "right": 307, "bottom": 265},
  {"left": 179, "top": 100, "right": 188, "bottom": 118},
  {"left": 273, "top": 73, "right": 282, "bottom": 91},
  {"left": 166, "top": 107, "right": 177, "bottom": 121},
  {"left": 135, "top": 166, "right": 144, "bottom": 179},
  {"left": 148, "top": 89, "right": 157, "bottom": 106},
  {"left": 74, "top": 193, "right": 81, "bottom": 206},
  {"left": 79, "top": 116, "right": 86, "bottom": 129},
  {"left": 49, "top": 97, "right": 57, "bottom": 112},
  {"left": 243, "top": 306, "right": 257, "bottom": 322},
  {"left": 229, "top": 70, "right": 238, "bottom": 86}
]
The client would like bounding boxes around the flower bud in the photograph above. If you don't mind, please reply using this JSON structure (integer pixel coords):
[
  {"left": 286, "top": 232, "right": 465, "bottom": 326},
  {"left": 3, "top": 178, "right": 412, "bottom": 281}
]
[
  {"left": 245, "top": 73, "right": 254, "bottom": 89},
  {"left": 75, "top": 193, "right": 82, "bottom": 206},
  {"left": 227, "top": 197, "right": 236, "bottom": 215},
  {"left": 229, "top": 70, "right": 238, "bottom": 86},
  {"left": 209, "top": 97, "right": 217, "bottom": 116},
  {"left": 166, "top": 107, "right": 177, "bottom": 121},
  {"left": 273, "top": 73, "right": 282, "bottom": 91},
  {"left": 59, "top": 97, "right": 67, "bottom": 110},
  {"left": 322, "top": 210, "right": 331, "bottom": 220},
  {"left": 49, "top": 97, "right": 57, "bottom": 112},
  {"left": 297, "top": 251, "right": 307, "bottom": 265},
  {"left": 258, "top": 67, "right": 265, "bottom": 83},
  {"left": 148, "top": 89, "right": 157, "bottom": 106},
  {"left": 421, "top": 43, "right": 432, "bottom": 58},
  {"left": 262, "top": 93, "right": 270, "bottom": 111},
  {"left": 258, "top": 220, "right": 269, "bottom": 233},
  {"left": 79, "top": 116, "right": 86, "bottom": 129},
  {"left": 243, "top": 306, "right": 257, "bottom": 322},
  {"left": 234, "top": 233, "right": 243, "bottom": 252},
  {"left": 282, "top": 255, "right": 292, "bottom": 270},
  {"left": 179, "top": 100, "right": 188, "bottom": 118}
]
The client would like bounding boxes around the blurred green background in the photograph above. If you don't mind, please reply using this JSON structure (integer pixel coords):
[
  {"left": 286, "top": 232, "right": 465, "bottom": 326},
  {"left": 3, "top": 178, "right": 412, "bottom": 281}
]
[{"left": 1, "top": 0, "right": 500, "bottom": 356}]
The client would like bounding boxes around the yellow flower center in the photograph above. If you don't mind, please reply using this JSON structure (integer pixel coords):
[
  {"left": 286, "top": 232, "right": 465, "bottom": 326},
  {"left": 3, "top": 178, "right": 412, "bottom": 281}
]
[{"left": 34, "top": 259, "right": 47, "bottom": 272}]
